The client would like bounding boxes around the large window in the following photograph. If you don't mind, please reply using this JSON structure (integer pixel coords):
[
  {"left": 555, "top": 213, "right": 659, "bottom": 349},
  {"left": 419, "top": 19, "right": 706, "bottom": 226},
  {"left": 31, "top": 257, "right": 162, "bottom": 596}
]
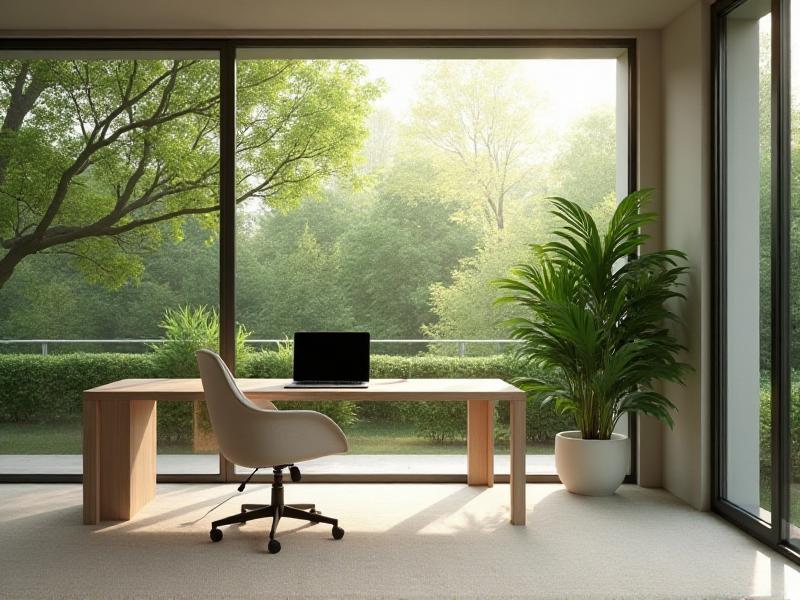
[
  {"left": 0, "top": 50, "right": 221, "bottom": 476},
  {"left": 713, "top": 0, "right": 800, "bottom": 564},
  {"left": 0, "top": 42, "right": 634, "bottom": 482},
  {"left": 233, "top": 50, "right": 630, "bottom": 477}
]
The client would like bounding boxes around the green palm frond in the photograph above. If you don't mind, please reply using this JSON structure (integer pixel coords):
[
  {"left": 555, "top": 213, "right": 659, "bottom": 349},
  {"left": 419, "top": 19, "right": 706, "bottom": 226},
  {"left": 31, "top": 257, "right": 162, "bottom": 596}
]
[{"left": 492, "top": 189, "right": 692, "bottom": 439}]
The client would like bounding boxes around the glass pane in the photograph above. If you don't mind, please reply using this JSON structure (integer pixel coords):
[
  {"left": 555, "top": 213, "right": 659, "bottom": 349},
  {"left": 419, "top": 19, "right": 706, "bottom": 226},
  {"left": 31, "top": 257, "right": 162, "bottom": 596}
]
[
  {"left": 722, "top": 3, "right": 772, "bottom": 520},
  {"left": 790, "top": 0, "right": 800, "bottom": 542},
  {"left": 234, "top": 54, "right": 622, "bottom": 476},
  {"left": 0, "top": 52, "right": 221, "bottom": 475}
]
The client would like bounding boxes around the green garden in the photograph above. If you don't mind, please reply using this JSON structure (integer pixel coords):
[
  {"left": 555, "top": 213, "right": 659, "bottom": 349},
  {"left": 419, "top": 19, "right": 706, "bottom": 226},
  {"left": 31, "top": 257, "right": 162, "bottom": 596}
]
[
  {"left": 0, "top": 57, "right": 619, "bottom": 464},
  {"left": 0, "top": 350, "right": 572, "bottom": 456}
]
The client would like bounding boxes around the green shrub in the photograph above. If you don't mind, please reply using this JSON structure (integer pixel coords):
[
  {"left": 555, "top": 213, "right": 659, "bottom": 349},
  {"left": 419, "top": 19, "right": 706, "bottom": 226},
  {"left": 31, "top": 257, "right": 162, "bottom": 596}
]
[
  {"left": 393, "top": 354, "right": 575, "bottom": 442},
  {"left": 150, "top": 305, "right": 255, "bottom": 440},
  {"left": 151, "top": 305, "right": 250, "bottom": 377},
  {"left": 0, "top": 350, "right": 575, "bottom": 444},
  {"left": 0, "top": 353, "right": 158, "bottom": 423},
  {"left": 0, "top": 353, "right": 195, "bottom": 443},
  {"left": 759, "top": 379, "right": 800, "bottom": 481}
]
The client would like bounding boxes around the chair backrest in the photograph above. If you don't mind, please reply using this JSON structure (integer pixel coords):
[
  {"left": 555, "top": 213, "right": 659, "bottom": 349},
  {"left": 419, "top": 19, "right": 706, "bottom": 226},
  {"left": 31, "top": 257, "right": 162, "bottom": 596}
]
[{"left": 196, "top": 349, "right": 271, "bottom": 463}]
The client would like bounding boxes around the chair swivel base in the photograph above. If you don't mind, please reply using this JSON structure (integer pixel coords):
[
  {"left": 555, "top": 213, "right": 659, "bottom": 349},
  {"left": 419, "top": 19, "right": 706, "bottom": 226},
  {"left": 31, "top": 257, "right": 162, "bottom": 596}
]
[{"left": 209, "top": 466, "right": 344, "bottom": 554}]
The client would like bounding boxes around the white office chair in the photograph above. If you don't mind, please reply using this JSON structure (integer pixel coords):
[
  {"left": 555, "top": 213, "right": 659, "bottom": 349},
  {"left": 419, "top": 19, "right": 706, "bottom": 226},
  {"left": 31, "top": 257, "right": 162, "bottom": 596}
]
[{"left": 196, "top": 349, "right": 349, "bottom": 554}]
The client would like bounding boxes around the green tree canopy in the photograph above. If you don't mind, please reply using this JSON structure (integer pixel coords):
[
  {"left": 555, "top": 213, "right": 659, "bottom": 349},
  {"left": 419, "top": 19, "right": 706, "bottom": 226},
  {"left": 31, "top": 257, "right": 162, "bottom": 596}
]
[
  {"left": 545, "top": 107, "right": 617, "bottom": 207},
  {"left": 0, "top": 58, "right": 380, "bottom": 289},
  {"left": 405, "top": 61, "right": 543, "bottom": 231},
  {"left": 426, "top": 104, "right": 618, "bottom": 345}
]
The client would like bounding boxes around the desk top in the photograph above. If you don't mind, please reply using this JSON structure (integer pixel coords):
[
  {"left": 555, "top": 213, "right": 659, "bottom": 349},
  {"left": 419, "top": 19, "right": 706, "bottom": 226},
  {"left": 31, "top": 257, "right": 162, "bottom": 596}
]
[{"left": 84, "top": 378, "right": 526, "bottom": 402}]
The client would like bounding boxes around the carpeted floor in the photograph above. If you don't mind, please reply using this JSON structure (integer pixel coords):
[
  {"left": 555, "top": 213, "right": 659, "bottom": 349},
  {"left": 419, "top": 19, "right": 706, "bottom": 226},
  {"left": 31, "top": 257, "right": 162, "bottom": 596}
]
[{"left": 2, "top": 483, "right": 799, "bottom": 599}]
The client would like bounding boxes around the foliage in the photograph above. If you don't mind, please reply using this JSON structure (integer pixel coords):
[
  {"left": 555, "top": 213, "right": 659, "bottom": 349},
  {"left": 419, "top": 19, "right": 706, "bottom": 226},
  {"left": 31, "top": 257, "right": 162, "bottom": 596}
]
[
  {"left": 0, "top": 58, "right": 380, "bottom": 289},
  {"left": 234, "top": 165, "right": 477, "bottom": 339},
  {"left": 150, "top": 305, "right": 250, "bottom": 377},
  {"left": 427, "top": 197, "right": 617, "bottom": 345},
  {"left": 759, "top": 379, "right": 800, "bottom": 481},
  {"left": 237, "top": 223, "right": 356, "bottom": 338},
  {"left": 0, "top": 353, "right": 157, "bottom": 423},
  {"left": 0, "top": 218, "right": 218, "bottom": 340},
  {"left": 546, "top": 108, "right": 617, "bottom": 208},
  {"left": 0, "top": 75, "right": 618, "bottom": 347},
  {"left": 406, "top": 61, "right": 544, "bottom": 231},
  {"left": 494, "top": 190, "right": 692, "bottom": 439},
  {"left": 0, "top": 350, "right": 574, "bottom": 443},
  {"left": 425, "top": 102, "right": 618, "bottom": 344},
  {"left": 339, "top": 161, "right": 479, "bottom": 338},
  {"left": 242, "top": 351, "right": 574, "bottom": 441}
]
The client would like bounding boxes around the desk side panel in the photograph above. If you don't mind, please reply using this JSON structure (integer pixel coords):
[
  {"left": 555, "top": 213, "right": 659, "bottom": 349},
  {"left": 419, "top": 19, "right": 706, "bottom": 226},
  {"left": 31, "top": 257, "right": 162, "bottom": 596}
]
[{"left": 83, "top": 398, "right": 100, "bottom": 525}]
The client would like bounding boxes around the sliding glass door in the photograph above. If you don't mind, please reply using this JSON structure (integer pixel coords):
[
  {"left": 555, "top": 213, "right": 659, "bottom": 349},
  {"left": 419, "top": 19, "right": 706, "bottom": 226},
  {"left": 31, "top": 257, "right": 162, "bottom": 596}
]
[{"left": 714, "top": 0, "right": 800, "bottom": 562}]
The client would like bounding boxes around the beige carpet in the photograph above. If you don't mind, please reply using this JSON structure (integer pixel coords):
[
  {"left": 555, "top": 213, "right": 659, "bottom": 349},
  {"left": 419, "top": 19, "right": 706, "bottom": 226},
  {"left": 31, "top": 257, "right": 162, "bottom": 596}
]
[{"left": 2, "top": 483, "right": 799, "bottom": 599}]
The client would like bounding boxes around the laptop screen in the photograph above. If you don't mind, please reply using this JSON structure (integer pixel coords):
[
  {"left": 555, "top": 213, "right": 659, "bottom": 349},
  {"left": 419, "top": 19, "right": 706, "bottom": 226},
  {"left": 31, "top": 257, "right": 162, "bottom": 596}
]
[{"left": 292, "top": 332, "right": 370, "bottom": 382}]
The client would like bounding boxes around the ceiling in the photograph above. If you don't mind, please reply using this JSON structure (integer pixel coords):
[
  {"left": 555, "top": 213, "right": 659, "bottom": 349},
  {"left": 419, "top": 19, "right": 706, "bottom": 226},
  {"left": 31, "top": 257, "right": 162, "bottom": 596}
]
[{"left": 0, "top": 0, "right": 704, "bottom": 35}]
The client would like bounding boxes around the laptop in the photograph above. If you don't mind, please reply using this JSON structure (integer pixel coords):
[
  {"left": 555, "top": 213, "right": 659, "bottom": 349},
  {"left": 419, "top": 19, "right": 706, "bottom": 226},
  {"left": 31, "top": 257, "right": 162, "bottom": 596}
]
[{"left": 284, "top": 332, "right": 370, "bottom": 388}]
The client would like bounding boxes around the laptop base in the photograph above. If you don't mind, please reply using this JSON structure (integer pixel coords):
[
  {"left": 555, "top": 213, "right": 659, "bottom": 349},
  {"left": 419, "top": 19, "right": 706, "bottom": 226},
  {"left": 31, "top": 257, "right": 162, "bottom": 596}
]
[{"left": 284, "top": 381, "right": 368, "bottom": 389}]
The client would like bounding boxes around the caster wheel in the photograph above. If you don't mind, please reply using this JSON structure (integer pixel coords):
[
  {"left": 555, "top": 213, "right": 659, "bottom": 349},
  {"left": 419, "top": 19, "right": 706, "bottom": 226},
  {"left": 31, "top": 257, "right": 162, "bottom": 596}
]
[
  {"left": 241, "top": 507, "right": 247, "bottom": 514},
  {"left": 210, "top": 528, "right": 223, "bottom": 542},
  {"left": 309, "top": 509, "right": 320, "bottom": 515},
  {"left": 332, "top": 526, "right": 345, "bottom": 540},
  {"left": 268, "top": 539, "right": 281, "bottom": 554}
]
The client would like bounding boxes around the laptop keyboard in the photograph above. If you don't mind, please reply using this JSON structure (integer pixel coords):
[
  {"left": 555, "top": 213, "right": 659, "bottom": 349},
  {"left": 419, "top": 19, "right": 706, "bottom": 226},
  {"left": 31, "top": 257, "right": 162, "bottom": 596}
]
[{"left": 296, "top": 380, "right": 365, "bottom": 385}]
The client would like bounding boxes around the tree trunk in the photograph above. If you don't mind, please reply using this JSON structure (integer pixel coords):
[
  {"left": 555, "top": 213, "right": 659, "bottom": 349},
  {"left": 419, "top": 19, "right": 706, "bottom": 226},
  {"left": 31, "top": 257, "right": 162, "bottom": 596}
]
[
  {"left": 0, "top": 64, "right": 47, "bottom": 189},
  {"left": 0, "top": 246, "right": 29, "bottom": 290}
]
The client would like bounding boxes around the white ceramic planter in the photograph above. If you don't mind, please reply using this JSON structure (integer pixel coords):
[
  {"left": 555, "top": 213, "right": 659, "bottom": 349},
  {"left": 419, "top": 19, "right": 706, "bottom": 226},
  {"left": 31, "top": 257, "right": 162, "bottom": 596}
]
[{"left": 555, "top": 431, "right": 629, "bottom": 496}]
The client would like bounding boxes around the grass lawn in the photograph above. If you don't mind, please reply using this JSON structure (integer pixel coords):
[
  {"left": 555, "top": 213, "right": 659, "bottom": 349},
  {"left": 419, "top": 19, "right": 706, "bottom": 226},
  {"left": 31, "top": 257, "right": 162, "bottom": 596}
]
[
  {"left": 0, "top": 422, "right": 84, "bottom": 454},
  {"left": 0, "top": 421, "right": 554, "bottom": 456}
]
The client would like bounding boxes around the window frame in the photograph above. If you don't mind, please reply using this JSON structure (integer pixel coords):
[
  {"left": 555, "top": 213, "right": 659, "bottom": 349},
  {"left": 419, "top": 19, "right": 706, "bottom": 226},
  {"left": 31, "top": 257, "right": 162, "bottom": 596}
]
[
  {"left": 0, "top": 36, "right": 638, "bottom": 485},
  {"left": 711, "top": 0, "right": 800, "bottom": 566}
]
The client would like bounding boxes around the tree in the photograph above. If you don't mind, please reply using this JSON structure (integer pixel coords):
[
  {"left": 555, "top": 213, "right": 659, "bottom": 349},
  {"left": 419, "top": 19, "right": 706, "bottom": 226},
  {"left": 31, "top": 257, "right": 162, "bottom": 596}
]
[
  {"left": 237, "top": 224, "right": 355, "bottom": 337},
  {"left": 235, "top": 160, "right": 477, "bottom": 340},
  {"left": 0, "top": 218, "right": 219, "bottom": 340},
  {"left": 545, "top": 107, "right": 617, "bottom": 207},
  {"left": 0, "top": 58, "right": 380, "bottom": 289},
  {"left": 406, "top": 61, "right": 542, "bottom": 231},
  {"left": 426, "top": 195, "right": 616, "bottom": 346},
  {"left": 339, "top": 158, "right": 478, "bottom": 337}
]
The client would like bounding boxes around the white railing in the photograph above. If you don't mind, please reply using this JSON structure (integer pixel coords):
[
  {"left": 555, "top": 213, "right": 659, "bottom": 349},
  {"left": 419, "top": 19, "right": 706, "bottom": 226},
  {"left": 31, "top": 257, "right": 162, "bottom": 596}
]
[{"left": 0, "top": 338, "right": 522, "bottom": 356}]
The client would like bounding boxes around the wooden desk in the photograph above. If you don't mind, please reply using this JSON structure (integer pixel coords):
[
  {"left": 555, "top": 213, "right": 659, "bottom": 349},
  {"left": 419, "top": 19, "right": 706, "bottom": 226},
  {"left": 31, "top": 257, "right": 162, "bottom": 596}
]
[{"left": 83, "top": 378, "right": 527, "bottom": 526}]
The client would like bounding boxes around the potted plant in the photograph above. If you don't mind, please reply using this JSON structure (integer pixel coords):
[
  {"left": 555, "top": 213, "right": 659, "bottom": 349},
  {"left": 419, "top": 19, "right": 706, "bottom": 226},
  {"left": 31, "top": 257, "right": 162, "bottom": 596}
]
[{"left": 494, "top": 189, "right": 691, "bottom": 495}]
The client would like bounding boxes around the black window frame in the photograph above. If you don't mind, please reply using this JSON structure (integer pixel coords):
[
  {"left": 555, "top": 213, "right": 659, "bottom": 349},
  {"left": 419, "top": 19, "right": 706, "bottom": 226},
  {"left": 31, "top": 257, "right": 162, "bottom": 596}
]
[
  {"left": 712, "top": 0, "right": 800, "bottom": 565},
  {"left": 0, "top": 37, "right": 638, "bottom": 485}
]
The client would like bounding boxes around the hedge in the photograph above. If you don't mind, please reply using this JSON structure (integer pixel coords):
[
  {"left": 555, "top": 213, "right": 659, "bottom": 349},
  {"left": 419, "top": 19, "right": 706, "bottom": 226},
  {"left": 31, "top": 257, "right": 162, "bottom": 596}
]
[
  {"left": 0, "top": 351, "right": 575, "bottom": 444},
  {"left": 241, "top": 352, "right": 576, "bottom": 442},
  {"left": 759, "top": 381, "right": 800, "bottom": 481},
  {"left": 0, "top": 353, "right": 158, "bottom": 422},
  {"left": 0, "top": 352, "right": 199, "bottom": 442}
]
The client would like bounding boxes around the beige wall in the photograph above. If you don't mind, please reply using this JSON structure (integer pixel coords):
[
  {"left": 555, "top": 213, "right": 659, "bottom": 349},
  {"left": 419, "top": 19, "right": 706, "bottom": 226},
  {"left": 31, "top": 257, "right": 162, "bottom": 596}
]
[
  {"left": 660, "top": 0, "right": 712, "bottom": 510},
  {"left": 636, "top": 32, "right": 667, "bottom": 489}
]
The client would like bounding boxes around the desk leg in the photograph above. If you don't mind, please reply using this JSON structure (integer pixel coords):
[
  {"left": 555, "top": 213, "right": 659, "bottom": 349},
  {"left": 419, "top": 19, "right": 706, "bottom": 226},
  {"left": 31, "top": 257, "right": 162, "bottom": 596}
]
[
  {"left": 83, "top": 398, "right": 100, "bottom": 525},
  {"left": 467, "top": 400, "right": 494, "bottom": 486},
  {"left": 86, "top": 399, "right": 157, "bottom": 523},
  {"left": 510, "top": 399, "right": 526, "bottom": 525}
]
